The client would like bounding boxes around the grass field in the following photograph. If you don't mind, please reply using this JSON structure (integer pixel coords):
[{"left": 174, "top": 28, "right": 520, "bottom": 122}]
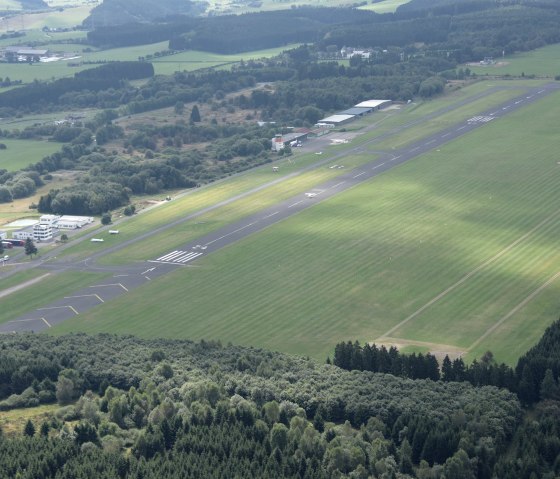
[
  {"left": 50, "top": 87, "right": 560, "bottom": 365},
  {"left": 54, "top": 80, "right": 540, "bottom": 265},
  {"left": 0, "top": 5, "right": 91, "bottom": 33},
  {"left": 467, "top": 43, "right": 560, "bottom": 78},
  {"left": 0, "top": 40, "right": 300, "bottom": 85},
  {"left": 359, "top": 0, "right": 412, "bottom": 13},
  {"left": 0, "top": 139, "right": 61, "bottom": 171},
  {"left": 0, "top": 403, "right": 60, "bottom": 436},
  {"left": 0, "top": 271, "right": 109, "bottom": 326}
]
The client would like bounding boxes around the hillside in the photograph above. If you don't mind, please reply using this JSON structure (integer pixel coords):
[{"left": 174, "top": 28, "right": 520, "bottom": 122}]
[{"left": 82, "top": 0, "right": 207, "bottom": 27}]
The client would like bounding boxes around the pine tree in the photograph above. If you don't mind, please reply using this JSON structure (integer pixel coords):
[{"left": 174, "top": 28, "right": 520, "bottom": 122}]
[
  {"left": 190, "top": 105, "right": 201, "bottom": 123},
  {"left": 24, "top": 419, "right": 35, "bottom": 437},
  {"left": 540, "top": 369, "right": 559, "bottom": 400}
]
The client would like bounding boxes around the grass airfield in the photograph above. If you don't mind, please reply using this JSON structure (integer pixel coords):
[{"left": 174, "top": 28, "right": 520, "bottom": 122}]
[{"left": 50, "top": 82, "right": 560, "bottom": 365}]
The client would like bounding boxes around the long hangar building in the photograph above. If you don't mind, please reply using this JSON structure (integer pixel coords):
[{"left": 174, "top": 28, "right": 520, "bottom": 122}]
[{"left": 317, "top": 99, "right": 392, "bottom": 126}]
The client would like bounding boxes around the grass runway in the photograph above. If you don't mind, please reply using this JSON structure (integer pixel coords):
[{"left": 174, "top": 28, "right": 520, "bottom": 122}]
[{"left": 51, "top": 87, "right": 560, "bottom": 364}]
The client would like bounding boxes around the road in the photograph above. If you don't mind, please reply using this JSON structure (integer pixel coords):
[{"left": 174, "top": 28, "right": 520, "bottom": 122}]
[{"left": 1, "top": 82, "right": 558, "bottom": 333}]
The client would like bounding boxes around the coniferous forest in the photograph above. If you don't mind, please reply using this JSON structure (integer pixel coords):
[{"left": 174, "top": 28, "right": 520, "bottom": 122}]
[{"left": 0, "top": 320, "right": 559, "bottom": 478}]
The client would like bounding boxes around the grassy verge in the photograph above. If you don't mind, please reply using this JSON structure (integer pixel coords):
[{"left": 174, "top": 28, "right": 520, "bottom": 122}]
[{"left": 0, "top": 271, "right": 110, "bottom": 326}]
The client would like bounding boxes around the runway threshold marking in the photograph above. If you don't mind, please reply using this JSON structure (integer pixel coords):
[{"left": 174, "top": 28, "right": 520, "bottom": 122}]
[
  {"left": 90, "top": 283, "right": 128, "bottom": 292},
  {"left": 64, "top": 294, "right": 104, "bottom": 303},
  {"left": 38, "top": 305, "right": 79, "bottom": 315}
]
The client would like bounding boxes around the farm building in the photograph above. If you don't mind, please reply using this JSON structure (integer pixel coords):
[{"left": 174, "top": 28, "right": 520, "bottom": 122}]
[
  {"left": 3, "top": 47, "right": 49, "bottom": 63},
  {"left": 317, "top": 114, "right": 355, "bottom": 126},
  {"left": 56, "top": 215, "right": 94, "bottom": 229},
  {"left": 354, "top": 99, "right": 392, "bottom": 110}
]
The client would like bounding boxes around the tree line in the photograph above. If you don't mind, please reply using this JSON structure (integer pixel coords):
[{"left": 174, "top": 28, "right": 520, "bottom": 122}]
[{"left": 331, "top": 317, "right": 560, "bottom": 406}]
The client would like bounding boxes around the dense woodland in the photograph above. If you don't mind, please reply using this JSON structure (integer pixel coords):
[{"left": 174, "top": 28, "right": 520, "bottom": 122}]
[{"left": 0, "top": 319, "right": 558, "bottom": 477}]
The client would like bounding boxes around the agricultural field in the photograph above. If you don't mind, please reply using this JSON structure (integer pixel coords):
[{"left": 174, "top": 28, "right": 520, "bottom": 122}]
[
  {"left": 0, "top": 5, "right": 91, "bottom": 32},
  {"left": 51, "top": 85, "right": 560, "bottom": 365},
  {"left": 359, "top": 0, "right": 412, "bottom": 13},
  {"left": 466, "top": 42, "right": 560, "bottom": 78},
  {"left": 204, "top": 0, "right": 408, "bottom": 14},
  {"left": 0, "top": 40, "right": 300, "bottom": 85},
  {"left": 0, "top": 138, "right": 61, "bottom": 171}
]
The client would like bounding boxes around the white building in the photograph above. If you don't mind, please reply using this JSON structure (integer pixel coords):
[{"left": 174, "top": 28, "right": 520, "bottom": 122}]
[
  {"left": 39, "top": 214, "right": 60, "bottom": 226},
  {"left": 317, "top": 114, "right": 355, "bottom": 125},
  {"left": 0, "top": 231, "right": 6, "bottom": 240},
  {"left": 33, "top": 224, "right": 53, "bottom": 242},
  {"left": 56, "top": 215, "right": 94, "bottom": 229},
  {"left": 13, "top": 230, "right": 34, "bottom": 240},
  {"left": 354, "top": 99, "right": 392, "bottom": 110}
]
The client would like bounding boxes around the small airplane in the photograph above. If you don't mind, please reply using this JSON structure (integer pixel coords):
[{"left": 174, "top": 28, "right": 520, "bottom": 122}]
[{"left": 305, "top": 192, "right": 317, "bottom": 198}]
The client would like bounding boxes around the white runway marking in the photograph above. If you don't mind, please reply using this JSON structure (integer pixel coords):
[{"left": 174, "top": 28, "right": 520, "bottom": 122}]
[
  {"left": 38, "top": 305, "right": 79, "bottom": 315},
  {"left": 263, "top": 211, "right": 279, "bottom": 219},
  {"left": 467, "top": 116, "right": 494, "bottom": 124},
  {"left": 425, "top": 139, "right": 436, "bottom": 145},
  {"left": 514, "top": 100, "right": 523, "bottom": 104},
  {"left": 288, "top": 200, "right": 304, "bottom": 208},
  {"left": 537, "top": 90, "right": 545, "bottom": 94},
  {"left": 410, "top": 146, "right": 420, "bottom": 152},
  {"left": 502, "top": 106, "right": 509, "bottom": 110},
  {"left": 149, "top": 251, "right": 203, "bottom": 264},
  {"left": 457, "top": 125, "right": 466, "bottom": 130},
  {"left": 332, "top": 181, "right": 346, "bottom": 188},
  {"left": 390, "top": 155, "right": 402, "bottom": 162},
  {"left": 205, "top": 222, "right": 258, "bottom": 246},
  {"left": 64, "top": 294, "right": 104, "bottom": 303},
  {"left": 441, "top": 133, "right": 450, "bottom": 138},
  {"left": 353, "top": 172, "right": 366, "bottom": 178},
  {"left": 90, "top": 283, "right": 128, "bottom": 292}
]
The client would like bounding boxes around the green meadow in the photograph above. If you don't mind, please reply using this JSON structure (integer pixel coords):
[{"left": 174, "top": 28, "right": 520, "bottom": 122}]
[
  {"left": 0, "top": 139, "right": 61, "bottom": 171},
  {"left": 467, "top": 42, "right": 560, "bottom": 77},
  {"left": 359, "top": 0, "right": 412, "bottom": 13},
  {"left": 50, "top": 87, "right": 560, "bottom": 365}
]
